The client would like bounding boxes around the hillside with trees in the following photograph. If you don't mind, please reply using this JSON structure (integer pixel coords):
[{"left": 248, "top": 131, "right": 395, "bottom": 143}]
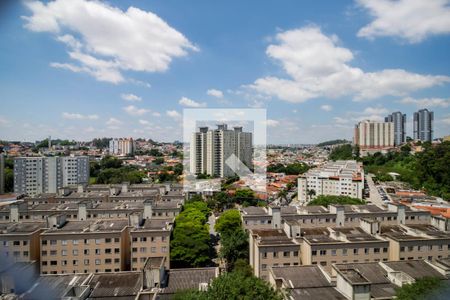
[{"left": 317, "top": 139, "right": 350, "bottom": 147}]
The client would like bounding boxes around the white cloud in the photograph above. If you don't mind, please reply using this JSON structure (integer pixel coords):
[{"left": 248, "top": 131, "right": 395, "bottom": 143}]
[
  {"left": 320, "top": 104, "right": 333, "bottom": 111},
  {"left": 178, "top": 97, "right": 206, "bottom": 108},
  {"left": 121, "top": 93, "right": 142, "bottom": 102},
  {"left": 442, "top": 115, "right": 450, "bottom": 125},
  {"left": 399, "top": 97, "right": 450, "bottom": 108},
  {"left": 266, "top": 119, "right": 280, "bottom": 127},
  {"left": 106, "top": 118, "right": 122, "bottom": 126},
  {"left": 23, "top": 0, "right": 198, "bottom": 83},
  {"left": 62, "top": 112, "right": 99, "bottom": 120},
  {"left": 247, "top": 26, "right": 450, "bottom": 103},
  {"left": 0, "top": 117, "right": 10, "bottom": 126},
  {"left": 123, "top": 105, "right": 150, "bottom": 116},
  {"left": 166, "top": 110, "right": 181, "bottom": 119},
  {"left": 333, "top": 117, "right": 350, "bottom": 124},
  {"left": 139, "top": 119, "right": 150, "bottom": 125},
  {"left": 357, "top": 0, "right": 450, "bottom": 43},
  {"left": 207, "top": 89, "right": 224, "bottom": 98},
  {"left": 152, "top": 112, "right": 161, "bottom": 117}
]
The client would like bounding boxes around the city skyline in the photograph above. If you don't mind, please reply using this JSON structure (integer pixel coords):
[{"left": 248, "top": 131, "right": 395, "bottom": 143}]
[{"left": 0, "top": 0, "right": 450, "bottom": 144}]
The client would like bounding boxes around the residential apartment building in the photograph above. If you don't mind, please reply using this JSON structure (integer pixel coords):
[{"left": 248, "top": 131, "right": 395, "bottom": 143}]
[
  {"left": 0, "top": 222, "right": 45, "bottom": 263},
  {"left": 109, "top": 138, "right": 135, "bottom": 156},
  {"left": 0, "top": 153, "right": 4, "bottom": 194},
  {"left": 385, "top": 111, "right": 406, "bottom": 146},
  {"left": 242, "top": 202, "right": 450, "bottom": 279},
  {"left": 413, "top": 109, "right": 434, "bottom": 142},
  {"left": 190, "top": 124, "right": 253, "bottom": 177},
  {"left": 354, "top": 120, "right": 394, "bottom": 155},
  {"left": 297, "top": 160, "right": 364, "bottom": 203},
  {"left": 13, "top": 156, "right": 89, "bottom": 196}
]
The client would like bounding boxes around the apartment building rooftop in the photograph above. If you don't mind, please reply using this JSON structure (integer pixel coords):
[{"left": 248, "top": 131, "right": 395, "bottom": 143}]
[
  {"left": 289, "top": 287, "right": 347, "bottom": 300},
  {"left": 87, "top": 272, "right": 142, "bottom": 299},
  {"left": 252, "top": 229, "right": 298, "bottom": 246},
  {"left": 381, "top": 224, "right": 450, "bottom": 241},
  {"left": 383, "top": 260, "right": 446, "bottom": 279},
  {"left": 270, "top": 265, "right": 330, "bottom": 288},
  {"left": 159, "top": 267, "right": 218, "bottom": 295},
  {"left": 42, "top": 219, "right": 129, "bottom": 234},
  {"left": 131, "top": 218, "right": 172, "bottom": 231},
  {"left": 0, "top": 222, "right": 46, "bottom": 234}
]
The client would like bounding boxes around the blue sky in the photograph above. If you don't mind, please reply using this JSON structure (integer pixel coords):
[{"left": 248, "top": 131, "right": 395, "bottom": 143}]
[{"left": 0, "top": 0, "right": 449, "bottom": 144}]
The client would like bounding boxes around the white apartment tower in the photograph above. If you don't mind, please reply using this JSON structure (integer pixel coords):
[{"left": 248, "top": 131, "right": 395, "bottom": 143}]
[
  {"left": 14, "top": 156, "right": 89, "bottom": 196},
  {"left": 297, "top": 160, "right": 364, "bottom": 203},
  {"left": 354, "top": 120, "right": 394, "bottom": 150},
  {"left": 191, "top": 124, "right": 253, "bottom": 177},
  {"left": 109, "top": 138, "right": 135, "bottom": 156}
]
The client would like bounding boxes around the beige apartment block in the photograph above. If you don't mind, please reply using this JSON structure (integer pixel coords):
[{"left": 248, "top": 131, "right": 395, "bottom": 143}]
[
  {"left": 40, "top": 216, "right": 129, "bottom": 274},
  {"left": 300, "top": 226, "right": 390, "bottom": 273},
  {"left": 0, "top": 222, "right": 45, "bottom": 263},
  {"left": 129, "top": 216, "right": 172, "bottom": 270},
  {"left": 382, "top": 223, "right": 450, "bottom": 262},
  {"left": 249, "top": 228, "right": 300, "bottom": 280}
]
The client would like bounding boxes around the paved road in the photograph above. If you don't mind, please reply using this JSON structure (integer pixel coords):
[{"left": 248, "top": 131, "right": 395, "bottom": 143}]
[
  {"left": 366, "top": 174, "right": 385, "bottom": 208},
  {"left": 208, "top": 214, "right": 217, "bottom": 236}
]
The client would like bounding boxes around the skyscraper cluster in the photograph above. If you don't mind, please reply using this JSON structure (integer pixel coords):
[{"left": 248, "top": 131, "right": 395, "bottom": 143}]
[
  {"left": 14, "top": 156, "right": 89, "bottom": 196},
  {"left": 190, "top": 124, "right": 253, "bottom": 177},
  {"left": 354, "top": 109, "right": 434, "bottom": 155},
  {"left": 109, "top": 138, "right": 135, "bottom": 156}
]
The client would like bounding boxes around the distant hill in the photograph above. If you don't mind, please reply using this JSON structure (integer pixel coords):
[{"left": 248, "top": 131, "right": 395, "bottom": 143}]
[{"left": 317, "top": 139, "right": 350, "bottom": 147}]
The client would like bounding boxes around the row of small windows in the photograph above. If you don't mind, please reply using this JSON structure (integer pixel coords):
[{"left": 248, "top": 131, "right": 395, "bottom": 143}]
[
  {"left": 312, "top": 248, "right": 388, "bottom": 256},
  {"left": 42, "top": 238, "right": 120, "bottom": 245},
  {"left": 42, "top": 258, "right": 120, "bottom": 266}
]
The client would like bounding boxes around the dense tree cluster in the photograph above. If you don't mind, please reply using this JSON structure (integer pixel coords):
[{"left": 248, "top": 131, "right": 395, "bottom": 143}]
[
  {"left": 2, "top": 156, "right": 14, "bottom": 193},
  {"left": 395, "top": 277, "right": 442, "bottom": 300},
  {"left": 363, "top": 142, "right": 450, "bottom": 200},
  {"left": 307, "top": 195, "right": 365, "bottom": 206},
  {"left": 215, "top": 209, "right": 249, "bottom": 271},
  {"left": 328, "top": 144, "right": 355, "bottom": 160},
  {"left": 267, "top": 162, "right": 309, "bottom": 175},
  {"left": 90, "top": 156, "right": 146, "bottom": 184},
  {"left": 173, "top": 270, "right": 283, "bottom": 300},
  {"left": 317, "top": 139, "right": 350, "bottom": 147},
  {"left": 91, "top": 138, "right": 111, "bottom": 149},
  {"left": 170, "top": 201, "right": 213, "bottom": 268}
]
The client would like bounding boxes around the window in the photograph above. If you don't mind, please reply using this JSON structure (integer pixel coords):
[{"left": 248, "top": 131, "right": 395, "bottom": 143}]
[
  {"left": 23, "top": 251, "right": 29, "bottom": 257},
  {"left": 84, "top": 249, "right": 89, "bottom": 255},
  {"left": 95, "top": 239, "right": 102, "bottom": 245},
  {"left": 105, "top": 238, "right": 111, "bottom": 243},
  {"left": 293, "top": 251, "right": 299, "bottom": 257},
  {"left": 84, "top": 239, "right": 89, "bottom": 245},
  {"left": 95, "top": 259, "right": 101, "bottom": 265},
  {"left": 132, "top": 237, "right": 138, "bottom": 242},
  {"left": 162, "top": 246, "right": 167, "bottom": 253},
  {"left": 42, "top": 250, "right": 47, "bottom": 256},
  {"left": 62, "top": 260, "right": 67, "bottom": 266},
  {"left": 114, "top": 248, "right": 120, "bottom": 254},
  {"left": 42, "top": 240, "right": 47, "bottom": 245},
  {"left": 61, "top": 240, "right": 68, "bottom": 246},
  {"left": 105, "top": 248, "right": 112, "bottom": 254},
  {"left": 353, "top": 249, "right": 358, "bottom": 255},
  {"left": 62, "top": 250, "right": 67, "bottom": 256},
  {"left": 383, "top": 248, "right": 388, "bottom": 253},
  {"left": 140, "top": 247, "right": 146, "bottom": 253},
  {"left": 42, "top": 261, "right": 48, "bottom": 266},
  {"left": 73, "top": 260, "right": 78, "bottom": 266},
  {"left": 312, "top": 250, "right": 317, "bottom": 256},
  {"left": 273, "top": 251, "right": 278, "bottom": 258},
  {"left": 73, "top": 240, "right": 79, "bottom": 245},
  {"left": 263, "top": 252, "right": 267, "bottom": 259},
  {"left": 364, "top": 248, "right": 369, "bottom": 254},
  {"left": 140, "top": 237, "right": 147, "bottom": 242},
  {"left": 151, "top": 247, "right": 156, "bottom": 253},
  {"left": 374, "top": 248, "right": 380, "bottom": 253},
  {"left": 262, "top": 264, "right": 267, "bottom": 270},
  {"left": 95, "top": 249, "right": 101, "bottom": 255},
  {"left": 73, "top": 249, "right": 78, "bottom": 256},
  {"left": 50, "top": 250, "right": 57, "bottom": 256},
  {"left": 50, "top": 240, "right": 57, "bottom": 245},
  {"left": 343, "top": 249, "right": 348, "bottom": 256},
  {"left": 50, "top": 261, "right": 57, "bottom": 266},
  {"left": 132, "top": 247, "right": 137, "bottom": 253},
  {"left": 283, "top": 251, "right": 290, "bottom": 257},
  {"left": 400, "top": 247, "right": 405, "bottom": 252},
  {"left": 331, "top": 250, "right": 337, "bottom": 256},
  {"left": 84, "top": 259, "right": 89, "bottom": 265},
  {"left": 319, "top": 250, "right": 326, "bottom": 256},
  {"left": 114, "top": 238, "right": 119, "bottom": 243}
]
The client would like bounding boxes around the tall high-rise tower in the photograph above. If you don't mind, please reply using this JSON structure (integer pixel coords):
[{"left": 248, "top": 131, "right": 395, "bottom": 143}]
[
  {"left": 191, "top": 124, "right": 253, "bottom": 177},
  {"left": 413, "top": 109, "right": 434, "bottom": 142},
  {"left": 385, "top": 112, "right": 406, "bottom": 146}
]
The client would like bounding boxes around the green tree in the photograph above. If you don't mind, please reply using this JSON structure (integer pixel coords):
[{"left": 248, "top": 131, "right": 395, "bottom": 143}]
[
  {"left": 329, "top": 144, "right": 354, "bottom": 160},
  {"left": 395, "top": 277, "right": 442, "bottom": 300},
  {"left": 215, "top": 210, "right": 242, "bottom": 235},
  {"left": 219, "top": 228, "right": 249, "bottom": 271},
  {"left": 4, "top": 168, "right": 14, "bottom": 193}
]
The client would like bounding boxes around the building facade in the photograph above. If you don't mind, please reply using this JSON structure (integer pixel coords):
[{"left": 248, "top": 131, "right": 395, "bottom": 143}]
[
  {"left": 385, "top": 112, "right": 406, "bottom": 146},
  {"left": 190, "top": 124, "right": 253, "bottom": 177},
  {"left": 413, "top": 109, "right": 434, "bottom": 142},
  {"left": 354, "top": 120, "right": 394, "bottom": 152},
  {"left": 14, "top": 156, "right": 89, "bottom": 196},
  {"left": 109, "top": 138, "right": 135, "bottom": 156},
  {"left": 297, "top": 160, "right": 364, "bottom": 203}
]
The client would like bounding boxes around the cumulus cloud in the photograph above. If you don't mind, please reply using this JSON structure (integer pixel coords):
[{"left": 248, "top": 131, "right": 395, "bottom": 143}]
[
  {"left": 121, "top": 93, "right": 142, "bottom": 102},
  {"left": 207, "top": 89, "right": 224, "bottom": 98},
  {"left": 320, "top": 104, "right": 333, "bottom": 111},
  {"left": 357, "top": 0, "right": 450, "bottom": 43},
  {"left": 139, "top": 119, "right": 150, "bottom": 125},
  {"left": 23, "top": 0, "right": 198, "bottom": 83},
  {"left": 266, "top": 119, "right": 280, "bottom": 127},
  {"left": 123, "top": 105, "right": 150, "bottom": 116},
  {"left": 247, "top": 26, "right": 449, "bottom": 103},
  {"left": 106, "top": 118, "right": 122, "bottom": 126},
  {"left": 166, "top": 110, "right": 181, "bottom": 119},
  {"left": 399, "top": 97, "right": 450, "bottom": 108},
  {"left": 152, "top": 112, "right": 161, "bottom": 117},
  {"left": 0, "top": 117, "right": 10, "bottom": 126},
  {"left": 62, "top": 112, "right": 99, "bottom": 120},
  {"left": 178, "top": 97, "right": 206, "bottom": 107}
]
